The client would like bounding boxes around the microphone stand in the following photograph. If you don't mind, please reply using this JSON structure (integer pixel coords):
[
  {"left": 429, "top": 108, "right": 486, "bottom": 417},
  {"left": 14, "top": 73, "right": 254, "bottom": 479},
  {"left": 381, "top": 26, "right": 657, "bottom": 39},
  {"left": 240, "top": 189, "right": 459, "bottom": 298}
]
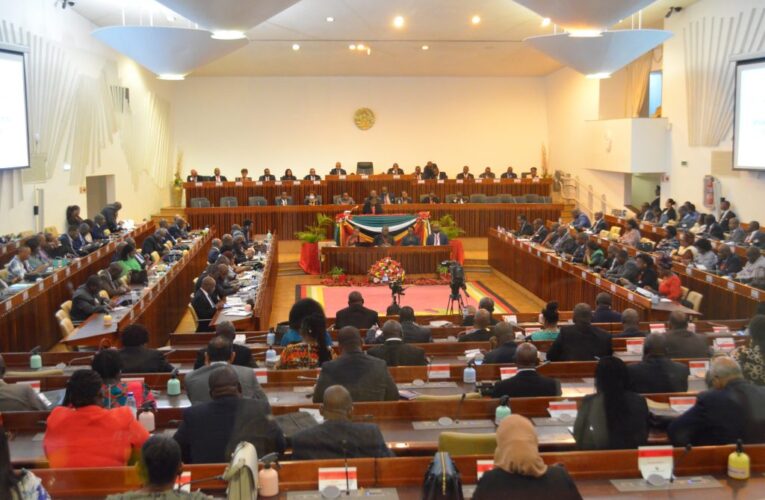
[
  {"left": 342, "top": 439, "right": 351, "bottom": 495},
  {"left": 454, "top": 393, "right": 466, "bottom": 424}
]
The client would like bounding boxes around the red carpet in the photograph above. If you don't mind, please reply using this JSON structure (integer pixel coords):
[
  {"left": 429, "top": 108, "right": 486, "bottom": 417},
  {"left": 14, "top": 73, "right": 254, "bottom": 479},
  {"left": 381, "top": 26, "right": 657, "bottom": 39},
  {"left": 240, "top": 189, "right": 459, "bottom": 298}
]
[{"left": 297, "top": 281, "right": 516, "bottom": 317}]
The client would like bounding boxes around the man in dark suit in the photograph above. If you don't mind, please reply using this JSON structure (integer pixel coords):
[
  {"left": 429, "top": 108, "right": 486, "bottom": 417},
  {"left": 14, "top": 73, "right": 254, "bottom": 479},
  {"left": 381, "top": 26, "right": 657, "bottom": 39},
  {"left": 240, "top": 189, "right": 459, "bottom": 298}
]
[
  {"left": 399, "top": 306, "right": 431, "bottom": 343},
  {"left": 275, "top": 191, "right": 292, "bottom": 206},
  {"left": 368, "top": 320, "right": 427, "bottom": 366},
  {"left": 613, "top": 308, "right": 647, "bottom": 337},
  {"left": 118, "top": 324, "right": 174, "bottom": 373},
  {"left": 515, "top": 214, "right": 534, "bottom": 237},
  {"left": 293, "top": 385, "right": 393, "bottom": 459},
  {"left": 387, "top": 163, "right": 404, "bottom": 175},
  {"left": 668, "top": 357, "right": 765, "bottom": 446},
  {"left": 717, "top": 245, "right": 743, "bottom": 276},
  {"left": 422, "top": 192, "right": 440, "bottom": 204},
  {"left": 174, "top": 366, "right": 284, "bottom": 463},
  {"left": 627, "top": 333, "right": 689, "bottom": 393},
  {"left": 313, "top": 327, "right": 399, "bottom": 403},
  {"left": 718, "top": 199, "right": 736, "bottom": 232},
  {"left": 193, "top": 321, "right": 255, "bottom": 369},
  {"left": 192, "top": 277, "right": 219, "bottom": 332},
  {"left": 426, "top": 224, "right": 449, "bottom": 246},
  {"left": 546, "top": 303, "right": 613, "bottom": 361},
  {"left": 58, "top": 225, "right": 80, "bottom": 256},
  {"left": 329, "top": 162, "right": 347, "bottom": 175},
  {"left": 459, "top": 309, "right": 494, "bottom": 342},
  {"left": 478, "top": 297, "right": 499, "bottom": 326},
  {"left": 186, "top": 169, "right": 206, "bottom": 182},
  {"left": 379, "top": 187, "right": 394, "bottom": 205},
  {"left": 456, "top": 165, "right": 474, "bottom": 180},
  {"left": 70, "top": 275, "right": 110, "bottom": 322},
  {"left": 491, "top": 343, "right": 561, "bottom": 398},
  {"left": 591, "top": 293, "right": 622, "bottom": 323},
  {"left": 400, "top": 227, "right": 421, "bottom": 246},
  {"left": 479, "top": 166, "right": 496, "bottom": 179},
  {"left": 304, "top": 168, "right": 322, "bottom": 181},
  {"left": 100, "top": 201, "right": 122, "bottom": 232},
  {"left": 335, "top": 291, "right": 379, "bottom": 329},
  {"left": 362, "top": 196, "right": 383, "bottom": 214},
  {"left": 207, "top": 238, "right": 222, "bottom": 264},
  {"left": 529, "top": 219, "right": 549, "bottom": 243},
  {"left": 141, "top": 230, "right": 166, "bottom": 258},
  {"left": 591, "top": 211, "right": 608, "bottom": 234},
  {"left": 396, "top": 190, "right": 413, "bottom": 204},
  {"left": 211, "top": 167, "right": 227, "bottom": 182},
  {"left": 258, "top": 168, "right": 276, "bottom": 181},
  {"left": 483, "top": 322, "right": 517, "bottom": 364},
  {"left": 665, "top": 311, "right": 710, "bottom": 358},
  {"left": 500, "top": 166, "right": 517, "bottom": 179},
  {"left": 373, "top": 226, "right": 395, "bottom": 247}
]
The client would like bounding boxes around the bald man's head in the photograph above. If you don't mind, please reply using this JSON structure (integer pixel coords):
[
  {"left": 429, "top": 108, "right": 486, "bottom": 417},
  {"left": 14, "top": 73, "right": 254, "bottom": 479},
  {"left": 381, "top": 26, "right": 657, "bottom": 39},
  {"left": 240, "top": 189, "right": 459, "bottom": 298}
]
[
  {"left": 382, "top": 320, "right": 402, "bottom": 340},
  {"left": 622, "top": 308, "right": 640, "bottom": 328},
  {"left": 573, "top": 303, "right": 592, "bottom": 325},
  {"left": 348, "top": 291, "right": 363, "bottom": 305},
  {"left": 493, "top": 321, "right": 513, "bottom": 344},
  {"left": 643, "top": 333, "right": 667, "bottom": 359},
  {"left": 474, "top": 309, "right": 491, "bottom": 329},
  {"left": 201, "top": 276, "right": 216, "bottom": 294},
  {"left": 708, "top": 356, "right": 742, "bottom": 390},
  {"left": 515, "top": 343, "right": 539, "bottom": 368},
  {"left": 208, "top": 365, "right": 240, "bottom": 399},
  {"left": 668, "top": 311, "right": 688, "bottom": 331},
  {"left": 337, "top": 326, "right": 362, "bottom": 353},
  {"left": 321, "top": 385, "right": 353, "bottom": 421}
]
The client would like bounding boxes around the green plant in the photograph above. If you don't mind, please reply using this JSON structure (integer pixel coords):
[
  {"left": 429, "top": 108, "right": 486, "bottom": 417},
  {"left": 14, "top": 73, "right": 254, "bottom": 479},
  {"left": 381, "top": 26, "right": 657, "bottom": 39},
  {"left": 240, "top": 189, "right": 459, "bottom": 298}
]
[
  {"left": 436, "top": 214, "right": 465, "bottom": 240},
  {"left": 295, "top": 213, "right": 334, "bottom": 243},
  {"left": 437, "top": 264, "right": 449, "bottom": 276},
  {"left": 329, "top": 266, "right": 345, "bottom": 277}
]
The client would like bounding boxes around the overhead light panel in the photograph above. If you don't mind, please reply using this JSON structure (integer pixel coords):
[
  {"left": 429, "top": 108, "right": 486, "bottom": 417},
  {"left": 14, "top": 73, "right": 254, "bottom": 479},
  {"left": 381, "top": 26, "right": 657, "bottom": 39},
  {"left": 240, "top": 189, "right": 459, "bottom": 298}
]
[
  {"left": 541, "top": 17, "right": 551, "bottom": 27},
  {"left": 292, "top": 43, "right": 300, "bottom": 51},
  {"left": 393, "top": 15, "right": 405, "bottom": 28},
  {"left": 471, "top": 15, "right": 481, "bottom": 25},
  {"left": 154, "top": 0, "right": 301, "bottom": 34},
  {"left": 513, "top": 0, "right": 654, "bottom": 33},
  {"left": 158, "top": 73, "right": 186, "bottom": 80},
  {"left": 326, "top": 16, "right": 334, "bottom": 22},
  {"left": 210, "top": 30, "right": 246, "bottom": 40},
  {"left": 421, "top": 45, "right": 429, "bottom": 51}
]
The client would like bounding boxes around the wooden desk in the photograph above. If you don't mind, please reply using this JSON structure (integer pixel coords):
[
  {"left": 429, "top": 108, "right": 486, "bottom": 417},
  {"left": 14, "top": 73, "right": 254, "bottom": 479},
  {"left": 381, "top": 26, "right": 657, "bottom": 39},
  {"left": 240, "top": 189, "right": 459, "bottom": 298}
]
[
  {"left": 0, "top": 223, "right": 154, "bottom": 351},
  {"left": 320, "top": 246, "right": 452, "bottom": 275},
  {"left": 63, "top": 231, "right": 213, "bottom": 348},
  {"left": 184, "top": 177, "right": 552, "bottom": 208},
  {"left": 186, "top": 203, "right": 564, "bottom": 239}
]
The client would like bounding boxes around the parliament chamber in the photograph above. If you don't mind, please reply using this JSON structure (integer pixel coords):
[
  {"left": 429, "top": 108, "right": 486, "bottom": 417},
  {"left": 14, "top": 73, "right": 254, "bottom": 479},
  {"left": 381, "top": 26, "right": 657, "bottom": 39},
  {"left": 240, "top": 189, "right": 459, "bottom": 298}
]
[{"left": 2, "top": 0, "right": 765, "bottom": 498}]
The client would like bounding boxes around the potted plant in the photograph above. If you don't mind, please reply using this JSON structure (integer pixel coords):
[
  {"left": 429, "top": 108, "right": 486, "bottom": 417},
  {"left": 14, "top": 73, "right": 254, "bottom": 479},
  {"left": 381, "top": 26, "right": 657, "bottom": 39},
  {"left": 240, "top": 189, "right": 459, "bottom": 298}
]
[
  {"left": 436, "top": 214, "right": 466, "bottom": 265},
  {"left": 437, "top": 264, "right": 450, "bottom": 280},
  {"left": 328, "top": 266, "right": 347, "bottom": 283},
  {"left": 295, "top": 214, "right": 334, "bottom": 275}
]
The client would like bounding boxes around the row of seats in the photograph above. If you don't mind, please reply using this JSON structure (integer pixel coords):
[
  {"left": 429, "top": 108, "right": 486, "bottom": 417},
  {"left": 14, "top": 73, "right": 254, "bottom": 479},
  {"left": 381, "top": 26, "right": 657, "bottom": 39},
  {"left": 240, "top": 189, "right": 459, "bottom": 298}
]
[{"left": 190, "top": 193, "right": 553, "bottom": 208}]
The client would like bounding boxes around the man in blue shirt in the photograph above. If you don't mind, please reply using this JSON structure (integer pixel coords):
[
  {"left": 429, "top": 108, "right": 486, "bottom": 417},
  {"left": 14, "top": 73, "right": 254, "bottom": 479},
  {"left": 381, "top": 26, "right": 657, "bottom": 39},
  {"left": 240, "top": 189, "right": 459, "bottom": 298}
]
[{"left": 570, "top": 209, "right": 591, "bottom": 230}]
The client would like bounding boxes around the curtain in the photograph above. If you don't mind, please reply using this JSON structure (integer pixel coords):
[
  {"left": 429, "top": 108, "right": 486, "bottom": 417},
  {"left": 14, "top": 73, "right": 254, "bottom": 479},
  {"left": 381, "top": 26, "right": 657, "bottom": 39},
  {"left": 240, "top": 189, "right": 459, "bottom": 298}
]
[
  {"left": 624, "top": 51, "right": 654, "bottom": 118},
  {"left": 335, "top": 213, "right": 431, "bottom": 246}
]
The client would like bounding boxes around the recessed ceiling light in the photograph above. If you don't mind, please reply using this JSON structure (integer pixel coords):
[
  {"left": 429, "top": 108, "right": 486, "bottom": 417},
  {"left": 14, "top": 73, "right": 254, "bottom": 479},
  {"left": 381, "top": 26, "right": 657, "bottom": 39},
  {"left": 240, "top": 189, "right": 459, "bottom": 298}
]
[
  {"left": 366, "top": 48, "right": 371, "bottom": 55},
  {"left": 393, "top": 15, "right": 405, "bottom": 28},
  {"left": 471, "top": 15, "right": 481, "bottom": 25},
  {"left": 541, "top": 17, "right": 551, "bottom": 27},
  {"left": 292, "top": 43, "right": 300, "bottom": 51},
  {"left": 326, "top": 16, "right": 334, "bottom": 22},
  {"left": 568, "top": 29, "right": 603, "bottom": 38},
  {"left": 357, "top": 43, "right": 366, "bottom": 50},
  {"left": 157, "top": 73, "right": 186, "bottom": 80},
  {"left": 210, "top": 30, "right": 246, "bottom": 40},
  {"left": 421, "top": 45, "right": 429, "bottom": 50},
  {"left": 586, "top": 72, "right": 611, "bottom": 79},
  {"left": 349, "top": 44, "right": 356, "bottom": 50}
]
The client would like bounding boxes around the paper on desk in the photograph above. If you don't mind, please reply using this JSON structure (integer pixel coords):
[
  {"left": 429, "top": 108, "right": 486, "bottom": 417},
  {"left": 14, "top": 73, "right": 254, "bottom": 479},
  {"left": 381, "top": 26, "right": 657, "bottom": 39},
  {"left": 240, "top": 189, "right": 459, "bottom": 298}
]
[
  {"left": 226, "top": 297, "right": 244, "bottom": 306},
  {"left": 224, "top": 310, "right": 251, "bottom": 317},
  {"left": 299, "top": 407, "right": 324, "bottom": 424}
]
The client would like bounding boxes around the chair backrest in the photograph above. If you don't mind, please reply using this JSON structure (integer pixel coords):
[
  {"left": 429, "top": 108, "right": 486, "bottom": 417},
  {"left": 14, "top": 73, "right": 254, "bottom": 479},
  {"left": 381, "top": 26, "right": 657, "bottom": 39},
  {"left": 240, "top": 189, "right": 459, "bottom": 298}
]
[
  {"left": 541, "top": 196, "right": 552, "bottom": 203},
  {"left": 686, "top": 291, "right": 703, "bottom": 311},
  {"left": 469, "top": 193, "right": 487, "bottom": 203},
  {"left": 419, "top": 194, "right": 430, "bottom": 203},
  {"left": 190, "top": 197, "right": 211, "bottom": 208},
  {"left": 0, "top": 269, "right": 9, "bottom": 282},
  {"left": 680, "top": 286, "right": 690, "bottom": 300},
  {"left": 356, "top": 162, "right": 374, "bottom": 175},
  {"left": 500, "top": 194, "right": 516, "bottom": 203},
  {"left": 220, "top": 196, "right": 238, "bottom": 207},
  {"left": 248, "top": 196, "right": 267, "bottom": 206},
  {"left": 445, "top": 194, "right": 457, "bottom": 203},
  {"left": 55, "top": 309, "right": 69, "bottom": 322},
  {"left": 61, "top": 300, "right": 72, "bottom": 313},
  {"left": 98, "top": 290, "right": 109, "bottom": 299},
  {"left": 526, "top": 194, "right": 541, "bottom": 203},
  {"left": 59, "top": 318, "right": 74, "bottom": 339},
  {"left": 44, "top": 226, "right": 59, "bottom": 237},
  {"left": 151, "top": 251, "right": 161, "bottom": 264},
  {"left": 598, "top": 229, "right": 611, "bottom": 239},
  {"left": 485, "top": 195, "right": 500, "bottom": 203},
  {"left": 438, "top": 432, "right": 497, "bottom": 456},
  {"left": 187, "top": 303, "right": 199, "bottom": 326}
]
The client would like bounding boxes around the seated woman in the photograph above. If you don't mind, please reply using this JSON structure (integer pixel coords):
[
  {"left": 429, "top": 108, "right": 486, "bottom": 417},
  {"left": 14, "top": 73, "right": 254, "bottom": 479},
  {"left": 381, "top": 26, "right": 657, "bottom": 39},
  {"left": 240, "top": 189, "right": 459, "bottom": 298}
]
[
  {"left": 657, "top": 255, "right": 682, "bottom": 301},
  {"left": 674, "top": 231, "right": 697, "bottom": 261},
  {"left": 281, "top": 168, "right": 297, "bottom": 181},
  {"left": 0, "top": 422, "right": 51, "bottom": 499},
  {"left": 91, "top": 349, "right": 155, "bottom": 409},
  {"left": 529, "top": 302, "right": 560, "bottom": 341},
  {"left": 279, "top": 299, "right": 335, "bottom": 369},
  {"left": 655, "top": 225, "right": 680, "bottom": 254},
  {"left": 619, "top": 219, "right": 641, "bottom": 247},
  {"left": 473, "top": 415, "right": 582, "bottom": 500},
  {"left": 43, "top": 369, "right": 150, "bottom": 467},
  {"left": 693, "top": 238, "right": 718, "bottom": 270},
  {"left": 66, "top": 204, "right": 83, "bottom": 228},
  {"left": 633, "top": 253, "right": 659, "bottom": 292},
  {"left": 116, "top": 243, "right": 144, "bottom": 278},
  {"left": 585, "top": 241, "right": 604, "bottom": 269},
  {"left": 280, "top": 298, "right": 334, "bottom": 346},
  {"left": 573, "top": 357, "right": 649, "bottom": 450},
  {"left": 118, "top": 324, "right": 175, "bottom": 373},
  {"left": 731, "top": 315, "right": 765, "bottom": 386}
]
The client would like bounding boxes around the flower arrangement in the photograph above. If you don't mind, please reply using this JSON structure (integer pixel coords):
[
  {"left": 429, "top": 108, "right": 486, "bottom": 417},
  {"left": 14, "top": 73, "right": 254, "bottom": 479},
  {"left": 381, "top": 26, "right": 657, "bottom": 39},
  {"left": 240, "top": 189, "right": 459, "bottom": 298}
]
[{"left": 368, "top": 257, "right": 405, "bottom": 284}]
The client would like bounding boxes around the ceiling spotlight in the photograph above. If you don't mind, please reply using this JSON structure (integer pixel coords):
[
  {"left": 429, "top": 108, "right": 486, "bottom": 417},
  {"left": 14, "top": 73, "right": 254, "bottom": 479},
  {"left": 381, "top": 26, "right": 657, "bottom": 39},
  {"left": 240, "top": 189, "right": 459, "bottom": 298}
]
[
  {"left": 326, "top": 16, "right": 334, "bottom": 22},
  {"left": 541, "top": 17, "right": 551, "bottom": 27},
  {"left": 393, "top": 15, "right": 405, "bottom": 28},
  {"left": 421, "top": 45, "right": 429, "bottom": 51},
  {"left": 665, "top": 6, "right": 682, "bottom": 18},
  {"left": 366, "top": 48, "right": 371, "bottom": 55},
  {"left": 357, "top": 43, "right": 366, "bottom": 50},
  {"left": 166, "top": 14, "right": 176, "bottom": 22},
  {"left": 349, "top": 44, "right": 356, "bottom": 50},
  {"left": 210, "top": 30, "right": 246, "bottom": 40},
  {"left": 292, "top": 43, "right": 300, "bottom": 51},
  {"left": 157, "top": 73, "right": 186, "bottom": 81},
  {"left": 471, "top": 15, "right": 481, "bottom": 25}
]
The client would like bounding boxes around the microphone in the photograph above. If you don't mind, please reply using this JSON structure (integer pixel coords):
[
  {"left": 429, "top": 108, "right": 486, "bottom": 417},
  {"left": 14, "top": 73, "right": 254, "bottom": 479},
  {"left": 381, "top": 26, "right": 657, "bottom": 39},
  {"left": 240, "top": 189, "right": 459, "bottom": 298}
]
[
  {"left": 297, "top": 375, "right": 318, "bottom": 381},
  {"left": 246, "top": 334, "right": 268, "bottom": 342},
  {"left": 55, "top": 354, "right": 94, "bottom": 370},
  {"left": 162, "top": 349, "right": 176, "bottom": 359},
  {"left": 30, "top": 346, "right": 41, "bottom": 355},
  {"left": 341, "top": 439, "right": 351, "bottom": 495},
  {"left": 670, "top": 443, "right": 693, "bottom": 483},
  {"left": 177, "top": 473, "right": 225, "bottom": 490},
  {"left": 437, "top": 393, "right": 467, "bottom": 427}
]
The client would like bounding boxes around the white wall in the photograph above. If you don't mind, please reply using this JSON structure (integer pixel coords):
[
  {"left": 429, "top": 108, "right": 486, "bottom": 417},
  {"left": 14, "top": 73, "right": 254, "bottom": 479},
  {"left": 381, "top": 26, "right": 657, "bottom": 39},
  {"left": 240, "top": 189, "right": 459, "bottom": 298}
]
[
  {"left": 170, "top": 77, "right": 549, "bottom": 179},
  {"left": 662, "top": 0, "right": 765, "bottom": 221},
  {"left": 0, "top": 0, "right": 172, "bottom": 235}
]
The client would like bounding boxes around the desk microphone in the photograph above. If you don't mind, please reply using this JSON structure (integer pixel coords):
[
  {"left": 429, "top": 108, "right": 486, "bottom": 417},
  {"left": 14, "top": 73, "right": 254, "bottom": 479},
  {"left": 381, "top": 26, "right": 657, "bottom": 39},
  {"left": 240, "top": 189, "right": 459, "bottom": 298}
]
[
  {"left": 55, "top": 354, "right": 94, "bottom": 370},
  {"left": 162, "top": 350, "right": 176, "bottom": 359},
  {"left": 438, "top": 393, "right": 467, "bottom": 427},
  {"left": 297, "top": 375, "right": 318, "bottom": 381},
  {"left": 341, "top": 439, "right": 351, "bottom": 495},
  {"left": 247, "top": 334, "right": 268, "bottom": 342}
]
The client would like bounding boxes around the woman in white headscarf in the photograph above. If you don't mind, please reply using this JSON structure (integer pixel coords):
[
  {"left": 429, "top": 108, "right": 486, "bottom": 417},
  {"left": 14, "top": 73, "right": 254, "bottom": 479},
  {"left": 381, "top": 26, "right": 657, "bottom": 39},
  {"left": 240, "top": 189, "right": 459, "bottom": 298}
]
[{"left": 473, "top": 415, "right": 582, "bottom": 499}]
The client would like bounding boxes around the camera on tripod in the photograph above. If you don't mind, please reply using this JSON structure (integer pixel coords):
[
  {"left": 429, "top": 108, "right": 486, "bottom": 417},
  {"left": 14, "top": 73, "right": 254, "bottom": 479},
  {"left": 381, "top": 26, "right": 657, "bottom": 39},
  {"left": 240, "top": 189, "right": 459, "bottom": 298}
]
[
  {"left": 441, "top": 260, "right": 466, "bottom": 298},
  {"left": 389, "top": 279, "right": 405, "bottom": 297}
]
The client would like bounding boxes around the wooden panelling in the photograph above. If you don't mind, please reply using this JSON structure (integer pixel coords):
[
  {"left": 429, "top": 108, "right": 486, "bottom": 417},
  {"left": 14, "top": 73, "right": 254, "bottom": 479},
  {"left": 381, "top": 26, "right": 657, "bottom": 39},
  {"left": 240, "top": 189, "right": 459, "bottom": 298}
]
[{"left": 321, "top": 246, "right": 452, "bottom": 274}]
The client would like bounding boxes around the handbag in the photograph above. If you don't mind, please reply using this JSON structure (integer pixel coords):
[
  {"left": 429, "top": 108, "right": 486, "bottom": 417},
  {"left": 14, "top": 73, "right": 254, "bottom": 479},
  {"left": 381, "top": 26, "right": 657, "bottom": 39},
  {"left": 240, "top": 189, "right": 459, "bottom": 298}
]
[
  {"left": 422, "top": 452, "right": 464, "bottom": 500},
  {"left": 128, "top": 269, "right": 147, "bottom": 285}
]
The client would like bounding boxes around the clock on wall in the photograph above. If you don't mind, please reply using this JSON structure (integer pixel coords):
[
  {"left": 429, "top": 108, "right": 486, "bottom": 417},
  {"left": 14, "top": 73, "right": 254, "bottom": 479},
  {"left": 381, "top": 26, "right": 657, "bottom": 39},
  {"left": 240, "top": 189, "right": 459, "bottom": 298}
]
[{"left": 353, "top": 108, "right": 375, "bottom": 130}]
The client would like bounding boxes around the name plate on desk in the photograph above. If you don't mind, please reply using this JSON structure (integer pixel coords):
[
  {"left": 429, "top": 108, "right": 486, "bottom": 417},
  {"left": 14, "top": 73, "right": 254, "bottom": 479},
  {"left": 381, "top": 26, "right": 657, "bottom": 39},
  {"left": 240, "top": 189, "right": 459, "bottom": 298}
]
[
  {"left": 513, "top": 178, "right": 521, "bottom": 183},
  {"left": 215, "top": 182, "right": 223, "bottom": 187},
  {"left": 493, "top": 178, "right": 500, "bottom": 184},
  {"left": 437, "top": 179, "right": 444, "bottom": 184},
  {"left": 713, "top": 337, "right": 735, "bottom": 352},
  {"left": 175, "top": 471, "right": 191, "bottom": 493},
  {"left": 360, "top": 175, "right": 369, "bottom": 179},
  {"left": 428, "top": 364, "right": 450, "bottom": 379},
  {"left": 417, "top": 179, "right": 424, "bottom": 184},
  {"left": 235, "top": 182, "right": 243, "bottom": 187},
  {"left": 712, "top": 325, "right": 730, "bottom": 333},
  {"left": 532, "top": 177, "right": 540, "bottom": 183},
  {"left": 689, "top": 360, "right": 709, "bottom": 378},
  {"left": 500, "top": 367, "right": 518, "bottom": 380},
  {"left": 637, "top": 446, "right": 673, "bottom": 483},
  {"left": 313, "top": 180, "right": 321, "bottom": 185},
  {"left": 727, "top": 281, "right": 736, "bottom": 291},
  {"left": 293, "top": 180, "right": 301, "bottom": 185},
  {"left": 626, "top": 338, "right": 644, "bottom": 354},
  {"left": 318, "top": 467, "right": 357, "bottom": 492},
  {"left": 548, "top": 400, "right": 577, "bottom": 421},
  {"left": 194, "top": 182, "right": 202, "bottom": 187},
  {"left": 412, "top": 419, "right": 494, "bottom": 430},
  {"left": 611, "top": 475, "right": 721, "bottom": 493},
  {"left": 275, "top": 181, "right": 282, "bottom": 186},
  {"left": 649, "top": 323, "right": 666, "bottom": 334},
  {"left": 393, "top": 175, "right": 401, "bottom": 179},
  {"left": 476, "top": 460, "right": 494, "bottom": 480},
  {"left": 669, "top": 396, "right": 696, "bottom": 413},
  {"left": 254, "top": 368, "right": 268, "bottom": 384},
  {"left": 256, "top": 181, "right": 263, "bottom": 186},
  {"left": 338, "top": 175, "right": 346, "bottom": 180}
]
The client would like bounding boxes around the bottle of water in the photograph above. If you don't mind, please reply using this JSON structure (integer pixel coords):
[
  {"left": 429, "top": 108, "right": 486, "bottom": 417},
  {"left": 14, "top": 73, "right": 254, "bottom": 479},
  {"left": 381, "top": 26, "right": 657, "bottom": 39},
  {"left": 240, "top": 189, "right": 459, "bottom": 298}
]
[
  {"left": 131, "top": 289, "right": 138, "bottom": 304},
  {"left": 463, "top": 362, "right": 476, "bottom": 384},
  {"left": 495, "top": 395, "right": 512, "bottom": 425},
  {"left": 266, "top": 327, "right": 275, "bottom": 346},
  {"left": 266, "top": 230, "right": 272, "bottom": 242},
  {"left": 126, "top": 392, "right": 137, "bottom": 418},
  {"left": 265, "top": 347, "right": 278, "bottom": 369}
]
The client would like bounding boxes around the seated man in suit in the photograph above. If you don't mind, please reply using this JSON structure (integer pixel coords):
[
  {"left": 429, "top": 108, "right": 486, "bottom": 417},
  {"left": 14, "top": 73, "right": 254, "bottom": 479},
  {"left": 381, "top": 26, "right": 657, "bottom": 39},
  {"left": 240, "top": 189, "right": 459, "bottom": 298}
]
[
  {"left": 412, "top": 165, "right": 423, "bottom": 179},
  {"left": 478, "top": 297, "right": 499, "bottom": 326},
  {"left": 529, "top": 219, "right": 549, "bottom": 243},
  {"left": 483, "top": 322, "right": 517, "bottom": 364},
  {"left": 546, "top": 303, "right": 613, "bottom": 361},
  {"left": 491, "top": 343, "right": 561, "bottom": 398},
  {"left": 422, "top": 192, "right": 440, "bottom": 204},
  {"left": 194, "top": 321, "right": 254, "bottom": 369},
  {"left": 58, "top": 225, "right": 80, "bottom": 256},
  {"left": 98, "top": 263, "right": 130, "bottom": 298},
  {"left": 90, "top": 214, "right": 109, "bottom": 240},
  {"left": 168, "top": 217, "right": 189, "bottom": 240},
  {"left": 736, "top": 246, "right": 765, "bottom": 282},
  {"left": 141, "top": 230, "right": 166, "bottom": 258},
  {"left": 515, "top": 214, "right": 534, "bottom": 237},
  {"left": 118, "top": 324, "right": 174, "bottom": 374},
  {"left": 304, "top": 192, "right": 321, "bottom": 206},
  {"left": 294, "top": 385, "right": 393, "bottom": 459},
  {"left": 524, "top": 166, "right": 539, "bottom": 178},
  {"left": 459, "top": 309, "right": 494, "bottom": 342},
  {"left": 186, "top": 169, "right": 205, "bottom": 182},
  {"left": 627, "top": 333, "right": 689, "bottom": 393},
  {"left": 379, "top": 186, "right": 394, "bottom": 205},
  {"left": 613, "top": 308, "right": 647, "bottom": 338},
  {"left": 236, "top": 168, "right": 252, "bottom": 181},
  {"left": 668, "top": 356, "right": 765, "bottom": 446},
  {"left": 399, "top": 306, "right": 431, "bottom": 343},
  {"left": 304, "top": 168, "right": 321, "bottom": 181},
  {"left": 329, "top": 162, "right": 346, "bottom": 176},
  {"left": 192, "top": 276, "right": 219, "bottom": 332},
  {"left": 396, "top": 190, "right": 412, "bottom": 204},
  {"left": 665, "top": 311, "right": 710, "bottom": 358},
  {"left": 426, "top": 223, "right": 449, "bottom": 246},
  {"left": 275, "top": 191, "right": 292, "bottom": 206},
  {"left": 726, "top": 218, "right": 746, "bottom": 245},
  {"left": 258, "top": 168, "right": 276, "bottom": 181},
  {"left": 174, "top": 365, "right": 284, "bottom": 463},
  {"left": 456, "top": 165, "right": 474, "bottom": 180},
  {"left": 211, "top": 167, "right": 227, "bottom": 182},
  {"left": 604, "top": 250, "right": 640, "bottom": 283},
  {"left": 387, "top": 163, "right": 404, "bottom": 175},
  {"left": 100, "top": 201, "right": 122, "bottom": 233},
  {"left": 368, "top": 320, "right": 427, "bottom": 366},
  {"left": 400, "top": 227, "right": 421, "bottom": 246},
  {"left": 184, "top": 336, "right": 267, "bottom": 405},
  {"left": 717, "top": 244, "right": 743, "bottom": 276},
  {"left": 479, "top": 166, "right": 495, "bottom": 179},
  {"left": 591, "top": 293, "right": 622, "bottom": 323},
  {"left": 335, "top": 291, "right": 379, "bottom": 329},
  {"left": 337, "top": 192, "right": 355, "bottom": 205},
  {"left": 500, "top": 166, "right": 517, "bottom": 179},
  {"left": 313, "top": 327, "right": 399, "bottom": 403},
  {"left": 373, "top": 226, "right": 395, "bottom": 247},
  {"left": 591, "top": 211, "right": 608, "bottom": 234},
  {"left": 450, "top": 192, "right": 468, "bottom": 204},
  {"left": 570, "top": 209, "right": 591, "bottom": 230},
  {"left": 362, "top": 195, "right": 383, "bottom": 214},
  {"left": 0, "top": 354, "right": 48, "bottom": 411},
  {"left": 70, "top": 275, "right": 111, "bottom": 322}
]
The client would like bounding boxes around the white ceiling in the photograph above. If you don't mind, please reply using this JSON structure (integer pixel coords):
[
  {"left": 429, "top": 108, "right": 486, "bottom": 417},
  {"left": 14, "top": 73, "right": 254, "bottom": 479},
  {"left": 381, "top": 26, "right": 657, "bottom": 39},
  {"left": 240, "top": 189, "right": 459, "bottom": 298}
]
[{"left": 71, "top": 0, "right": 697, "bottom": 77}]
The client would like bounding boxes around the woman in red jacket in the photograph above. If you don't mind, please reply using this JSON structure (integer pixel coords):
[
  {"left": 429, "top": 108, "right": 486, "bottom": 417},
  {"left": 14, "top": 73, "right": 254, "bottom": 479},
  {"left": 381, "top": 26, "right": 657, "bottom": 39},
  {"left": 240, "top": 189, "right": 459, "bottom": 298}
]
[{"left": 658, "top": 256, "right": 682, "bottom": 301}]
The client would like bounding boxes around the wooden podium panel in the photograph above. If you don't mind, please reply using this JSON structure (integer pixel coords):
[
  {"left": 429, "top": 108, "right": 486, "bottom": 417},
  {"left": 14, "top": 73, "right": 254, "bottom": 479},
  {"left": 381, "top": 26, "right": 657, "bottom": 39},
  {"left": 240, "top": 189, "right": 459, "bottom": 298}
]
[{"left": 320, "top": 246, "right": 452, "bottom": 274}]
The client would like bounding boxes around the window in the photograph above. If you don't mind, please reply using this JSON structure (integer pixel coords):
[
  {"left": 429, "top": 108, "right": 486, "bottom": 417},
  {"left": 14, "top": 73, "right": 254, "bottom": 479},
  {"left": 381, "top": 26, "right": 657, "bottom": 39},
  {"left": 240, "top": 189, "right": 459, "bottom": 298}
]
[{"left": 648, "top": 71, "right": 662, "bottom": 117}]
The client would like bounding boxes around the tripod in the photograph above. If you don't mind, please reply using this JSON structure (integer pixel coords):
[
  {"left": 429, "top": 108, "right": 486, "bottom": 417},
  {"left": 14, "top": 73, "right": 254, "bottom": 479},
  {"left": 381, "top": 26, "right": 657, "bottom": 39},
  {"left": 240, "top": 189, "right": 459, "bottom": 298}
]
[{"left": 446, "top": 289, "right": 466, "bottom": 315}]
